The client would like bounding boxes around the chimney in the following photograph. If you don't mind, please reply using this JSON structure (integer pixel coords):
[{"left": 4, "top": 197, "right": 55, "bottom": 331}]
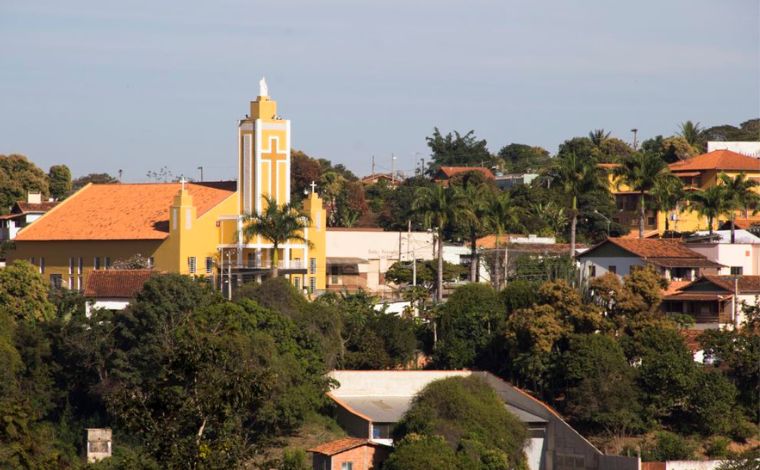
[{"left": 27, "top": 191, "right": 42, "bottom": 204}]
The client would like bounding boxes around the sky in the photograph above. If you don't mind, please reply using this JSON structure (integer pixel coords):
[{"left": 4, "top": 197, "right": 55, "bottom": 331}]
[{"left": 1, "top": 0, "right": 758, "bottom": 182}]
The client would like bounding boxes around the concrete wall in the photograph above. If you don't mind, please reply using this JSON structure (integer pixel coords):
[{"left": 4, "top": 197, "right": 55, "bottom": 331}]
[
  {"left": 580, "top": 256, "right": 645, "bottom": 281},
  {"left": 333, "top": 401, "right": 371, "bottom": 438},
  {"left": 326, "top": 229, "right": 434, "bottom": 262},
  {"left": 327, "top": 445, "right": 390, "bottom": 470},
  {"left": 688, "top": 243, "right": 759, "bottom": 275}
]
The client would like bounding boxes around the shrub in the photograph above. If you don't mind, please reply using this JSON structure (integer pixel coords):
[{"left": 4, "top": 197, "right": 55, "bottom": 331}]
[
  {"left": 705, "top": 436, "right": 731, "bottom": 459},
  {"left": 642, "top": 431, "right": 696, "bottom": 461}
]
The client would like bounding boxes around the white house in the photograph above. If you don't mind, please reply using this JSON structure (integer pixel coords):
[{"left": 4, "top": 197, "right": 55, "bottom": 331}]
[
  {"left": 685, "top": 230, "right": 760, "bottom": 276},
  {"left": 83, "top": 269, "right": 154, "bottom": 315},
  {"left": 0, "top": 192, "right": 58, "bottom": 243}
]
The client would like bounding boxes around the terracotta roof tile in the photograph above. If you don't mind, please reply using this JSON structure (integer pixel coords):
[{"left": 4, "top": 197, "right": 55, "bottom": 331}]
[
  {"left": 669, "top": 150, "right": 760, "bottom": 172},
  {"left": 84, "top": 269, "right": 155, "bottom": 298},
  {"left": 308, "top": 438, "right": 375, "bottom": 456},
  {"left": 15, "top": 181, "right": 236, "bottom": 241},
  {"left": 437, "top": 166, "right": 495, "bottom": 179},
  {"left": 703, "top": 275, "right": 760, "bottom": 294},
  {"left": 582, "top": 238, "right": 722, "bottom": 268},
  {"left": 15, "top": 201, "right": 59, "bottom": 213}
]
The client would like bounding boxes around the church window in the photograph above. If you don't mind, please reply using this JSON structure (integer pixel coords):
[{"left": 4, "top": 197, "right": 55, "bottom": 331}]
[
  {"left": 309, "top": 276, "right": 316, "bottom": 293},
  {"left": 205, "top": 257, "right": 213, "bottom": 274},
  {"left": 69, "top": 257, "right": 74, "bottom": 275},
  {"left": 188, "top": 257, "right": 197, "bottom": 274},
  {"left": 39, "top": 257, "right": 45, "bottom": 274},
  {"left": 105, "top": 257, "right": 111, "bottom": 269},
  {"left": 309, "top": 257, "right": 317, "bottom": 274},
  {"left": 148, "top": 257, "right": 154, "bottom": 268},
  {"left": 94, "top": 257, "right": 101, "bottom": 270},
  {"left": 78, "top": 257, "right": 83, "bottom": 274},
  {"left": 294, "top": 277, "right": 301, "bottom": 290},
  {"left": 49, "top": 274, "right": 62, "bottom": 289}
]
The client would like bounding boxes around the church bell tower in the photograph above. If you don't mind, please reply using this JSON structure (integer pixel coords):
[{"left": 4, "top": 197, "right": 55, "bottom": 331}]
[{"left": 238, "top": 77, "right": 291, "bottom": 215}]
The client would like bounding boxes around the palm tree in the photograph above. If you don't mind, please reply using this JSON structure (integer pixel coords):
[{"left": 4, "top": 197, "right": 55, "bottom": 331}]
[
  {"left": 650, "top": 174, "right": 684, "bottom": 233},
  {"left": 687, "top": 185, "right": 726, "bottom": 235},
  {"left": 242, "top": 195, "right": 312, "bottom": 278},
  {"left": 613, "top": 152, "right": 670, "bottom": 238},
  {"left": 486, "top": 191, "right": 521, "bottom": 290},
  {"left": 550, "top": 152, "right": 605, "bottom": 256},
  {"left": 588, "top": 129, "right": 611, "bottom": 147},
  {"left": 718, "top": 172, "right": 760, "bottom": 243},
  {"left": 461, "top": 182, "right": 493, "bottom": 282},
  {"left": 413, "top": 185, "right": 472, "bottom": 302},
  {"left": 531, "top": 202, "right": 568, "bottom": 238},
  {"left": 678, "top": 121, "right": 705, "bottom": 149}
]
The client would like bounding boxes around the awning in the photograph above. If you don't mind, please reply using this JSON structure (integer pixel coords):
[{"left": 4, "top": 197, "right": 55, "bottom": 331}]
[{"left": 327, "top": 257, "right": 368, "bottom": 266}]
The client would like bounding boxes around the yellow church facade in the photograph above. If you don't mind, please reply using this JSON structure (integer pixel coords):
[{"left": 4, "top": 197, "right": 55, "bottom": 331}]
[
  {"left": 9, "top": 83, "right": 327, "bottom": 294},
  {"left": 605, "top": 150, "right": 760, "bottom": 236}
]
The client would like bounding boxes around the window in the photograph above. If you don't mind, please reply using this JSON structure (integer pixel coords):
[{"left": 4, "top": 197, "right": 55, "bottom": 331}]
[
  {"left": 608, "top": 265, "right": 617, "bottom": 275},
  {"left": 294, "top": 277, "right": 300, "bottom": 290},
  {"left": 94, "top": 257, "right": 101, "bottom": 270},
  {"left": 148, "top": 257, "right": 154, "bottom": 268},
  {"left": 105, "top": 257, "right": 111, "bottom": 269},
  {"left": 309, "top": 257, "right": 317, "bottom": 274},
  {"left": 39, "top": 257, "right": 45, "bottom": 274},
  {"left": 205, "top": 257, "right": 214, "bottom": 274},
  {"left": 188, "top": 256, "right": 197, "bottom": 274},
  {"left": 248, "top": 252, "right": 255, "bottom": 268},
  {"left": 372, "top": 423, "right": 392, "bottom": 439},
  {"left": 78, "top": 257, "right": 83, "bottom": 274},
  {"left": 588, "top": 265, "right": 596, "bottom": 278},
  {"left": 731, "top": 266, "right": 743, "bottom": 275},
  {"left": 340, "top": 463, "right": 353, "bottom": 470},
  {"left": 69, "top": 257, "right": 74, "bottom": 275},
  {"left": 49, "top": 274, "right": 62, "bottom": 289},
  {"left": 309, "top": 276, "right": 316, "bottom": 293},
  {"left": 30, "top": 257, "right": 35, "bottom": 267}
]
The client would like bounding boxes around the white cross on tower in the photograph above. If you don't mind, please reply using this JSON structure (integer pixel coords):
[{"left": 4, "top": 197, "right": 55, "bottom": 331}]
[
  {"left": 180, "top": 176, "right": 187, "bottom": 191},
  {"left": 310, "top": 181, "right": 317, "bottom": 194}
]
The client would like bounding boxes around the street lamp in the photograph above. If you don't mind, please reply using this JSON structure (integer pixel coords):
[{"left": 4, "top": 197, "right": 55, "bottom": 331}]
[
  {"left": 594, "top": 210, "right": 611, "bottom": 238},
  {"left": 630, "top": 128, "right": 638, "bottom": 150}
]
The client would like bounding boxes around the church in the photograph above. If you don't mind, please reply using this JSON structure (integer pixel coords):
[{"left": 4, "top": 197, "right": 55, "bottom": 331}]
[{"left": 9, "top": 81, "right": 328, "bottom": 294}]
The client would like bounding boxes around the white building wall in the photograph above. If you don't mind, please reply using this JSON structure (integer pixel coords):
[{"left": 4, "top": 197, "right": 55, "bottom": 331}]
[
  {"left": 688, "top": 243, "right": 759, "bottom": 275},
  {"left": 86, "top": 299, "right": 130, "bottom": 316},
  {"left": 707, "top": 141, "right": 760, "bottom": 157},
  {"left": 326, "top": 229, "right": 434, "bottom": 262},
  {"left": 580, "top": 256, "right": 645, "bottom": 281}
]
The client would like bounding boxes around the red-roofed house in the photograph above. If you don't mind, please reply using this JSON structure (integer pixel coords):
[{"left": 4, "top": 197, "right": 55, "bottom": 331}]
[
  {"left": 433, "top": 166, "right": 494, "bottom": 185},
  {"left": 309, "top": 437, "right": 391, "bottom": 470},
  {"left": 663, "top": 275, "right": 760, "bottom": 328},
  {"left": 0, "top": 192, "right": 58, "bottom": 244},
  {"left": 84, "top": 269, "right": 155, "bottom": 315}
]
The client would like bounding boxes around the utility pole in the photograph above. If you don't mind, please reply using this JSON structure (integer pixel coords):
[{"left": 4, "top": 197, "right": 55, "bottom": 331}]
[
  {"left": 118, "top": 169, "right": 123, "bottom": 182},
  {"left": 197, "top": 166, "right": 204, "bottom": 182},
  {"left": 391, "top": 153, "right": 396, "bottom": 183},
  {"left": 630, "top": 128, "right": 638, "bottom": 150},
  {"left": 412, "top": 248, "right": 417, "bottom": 286},
  {"left": 371, "top": 155, "right": 375, "bottom": 176},
  {"left": 226, "top": 250, "right": 232, "bottom": 301}
]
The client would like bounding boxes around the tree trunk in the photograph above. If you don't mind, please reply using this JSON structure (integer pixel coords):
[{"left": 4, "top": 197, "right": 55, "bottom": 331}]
[
  {"left": 569, "top": 195, "right": 577, "bottom": 259},
  {"left": 272, "top": 244, "right": 279, "bottom": 278},
  {"left": 469, "top": 228, "right": 477, "bottom": 282},
  {"left": 731, "top": 213, "right": 736, "bottom": 244},
  {"left": 708, "top": 216, "right": 714, "bottom": 235},
  {"left": 494, "top": 233, "right": 501, "bottom": 290},
  {"left": 502, "top": 240, "right": 509, "bottom": 289},
  {"left": 437, "top": 232, "right": 444, "bottom": 303},
  {"left": 664, "top": 211, "right": 670, "bottom": 233},
  {"left": 639, "top": 191, "right": 645, "bottom": 239}
]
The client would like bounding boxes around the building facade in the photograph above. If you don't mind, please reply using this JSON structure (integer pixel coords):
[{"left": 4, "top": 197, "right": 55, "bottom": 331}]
[{"left": 8, "top": 83, "right": 327, "bottom": 293}]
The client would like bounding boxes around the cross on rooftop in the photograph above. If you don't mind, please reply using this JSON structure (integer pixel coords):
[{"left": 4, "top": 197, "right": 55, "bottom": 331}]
[
  {"left": 310, "top": 181, "right": 317, "bottom": 194},
  {"left": 179, "top": 177, "right": 187, "bottom": 191}
]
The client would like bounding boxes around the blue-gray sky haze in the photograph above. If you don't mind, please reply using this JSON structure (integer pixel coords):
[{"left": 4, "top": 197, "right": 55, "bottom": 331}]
[{"left": 1, "top": 0, "right": 758, "bottom": 182}]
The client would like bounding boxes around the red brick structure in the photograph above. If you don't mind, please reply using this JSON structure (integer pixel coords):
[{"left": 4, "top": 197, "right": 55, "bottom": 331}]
[{"left": 309, "top": 437, "right": 391, "bottom": 470}]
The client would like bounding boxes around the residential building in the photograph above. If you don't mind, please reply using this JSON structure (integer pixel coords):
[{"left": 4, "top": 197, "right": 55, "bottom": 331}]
[
  {"left": 360, "top": 173, "right": 400, "bottom": 187},
  {"left": 309, "top": 437, "right": 391, "bottom": 470},
  {"left": 325, "top": 228, "right": 434, "bottom": 296},
  {"left": 707, "top": 141, "right": 760, "bottom": 157},
  {"left": 325, "top": 370, "right": 637, "bottom": 470},
  {"left": 577, "top": 238, "right": 721, "bottom": 283},
  {"left": 432, "top": 166, "right": 494, "bottom": 185},
  {"left": 83, "top": 269, "right": 154, "bottom": 315},
  {"left": 684, "top": 230, "right": 760, "bottom": 276},
  {"left": 605, "top": 150, "right": 760, "bottom": 234},
  {"left": 494, "top": 172, "right": 538, "bottom": 190},
  {"left": 663, "top": 275, "right": 760, "bottom": 329},
  {"left": 0, "top": 192, "right": 58, "bottom": 243},
  {"left": 7, "top": 83, "right": 328, "bottom": 294}
]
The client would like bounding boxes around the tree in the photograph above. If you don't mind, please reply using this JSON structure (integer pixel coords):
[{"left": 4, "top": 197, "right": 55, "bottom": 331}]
[
  {"left": 425, "top": 128, "right": 492, "bottom": 173},
  {"left": 0, "top": 261, "right": 55, "bottom": 322},
  {"left": 456, "top": 182, "right": 494, "bottom": 282},
  {"left": 687, "top": 185, "right": 726, "bottom": 234},
  {"left": 613, "top": 152, "right": 670, "bottom": 238},
  {"left": 0, "top": 154, "right": 49, "bottom": 214},
  {"left": 496, "top": 144, "right": 551, "bottom": 173},
  {"left": 47, "top": 165, "right": 72, "bottom": 200},
  {"left": 588, "top": 129, "right": 611, "bottom": 147},
  {"left": 242, "top": 195, "right": 312, "bottom": 278},
  {"left": 290, "top": 150, "right": 322, "bottom": 201},
  {"left": 650, "top": 173, "right": 684, "bottom": 233},
  {"left": 385, "top": 259, "right": 464, "bottom": 292},
  {"left": 717, "top": 172, "right": 759, "bottom": 243},
  {"left": 434, "top": 284, "right": 501, "bottom": 369},
  {"left": 413, "top": 185, "right": 472, "bottom": 302},
  {"left": 685, "top": 369, "right": 739, "bottom": 436},
  {"left": 383, "top": 434, "right": 460, "bottom": 470},
  {"left": 378, "top": 176, "right": 435, "bottom": 231},
  {"left": 558, "top": 334, "right": 642, "bottom": 436},
  {"left": 485, "top": 191, "right": 522, "bottom": 289},
  {"left": 72, "top": 173, "right": 119, "bottom": 191},
  {"left": 678, "top": 120, "right": 705, "bottom": 150},
  {"left": 550, "top": 152, "right": 605, "bottom": 255},
  {"left": 703, "top": 118, "right": 760, "bottom": 143},
  {"left": 394, "top": 376, "right": 527, "bottom": 469}
]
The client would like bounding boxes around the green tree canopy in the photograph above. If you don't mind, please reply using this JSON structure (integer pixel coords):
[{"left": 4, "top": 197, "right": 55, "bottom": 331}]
[
  {"left": 425, "top": 128, "right": 493, "bottom": 173},
  {"left": 72, "top": 172, "right": 119, "bottom": 191},
  {"left": 0, "top": 154, "right": 49, "bottom": 214},
  {"left": 47, "top": 164, "right": 72, "bottom": 200},
  {"left": 496, "top": 143, "right": 551, "bottom": 173}
]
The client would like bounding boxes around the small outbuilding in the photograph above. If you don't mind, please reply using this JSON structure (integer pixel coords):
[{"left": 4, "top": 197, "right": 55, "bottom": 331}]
[{"left": 309, "top": 437, "right": 391, "bottom": 470}]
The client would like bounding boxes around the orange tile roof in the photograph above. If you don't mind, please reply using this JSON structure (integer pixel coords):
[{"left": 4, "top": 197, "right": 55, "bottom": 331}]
[
  {"left": 84, "top": 269, "right": 155, "bottom": 298},
  {"left": 15, "top": 181, "right": 236, "bottom": 241},
  {"left": 15, "top": 201, "right": 59, "bottom": 213},
  {"left": 662, "top": 280, "right": 691, "bottom": 296},
  {"left": 437, "top": 166, "right": 495, "bottom": 179},
  {"left": 730, "top": 217, "right": 760, "bottom": 230},
  {"left": 308, "top": 438, "right": 376, "bottom": 456},
  {"left": 669, "top": 150, "right": 760, "bottom": 172},
  {"left": 607, "top": 237, "right": 710, "bottom": 259}
]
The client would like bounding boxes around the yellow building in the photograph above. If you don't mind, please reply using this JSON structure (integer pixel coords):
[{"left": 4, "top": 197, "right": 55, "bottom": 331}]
[
  {"left": 9, "top": 80, "right": 327, "bottom": 294},
  {"left": 606, "top": 150, "right": 760, "bottom": 236}
]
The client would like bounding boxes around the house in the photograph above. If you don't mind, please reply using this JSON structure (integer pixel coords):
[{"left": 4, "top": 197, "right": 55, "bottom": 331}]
[
  {"left": 494, "top": 172, "right": 539, "bottom": 190},
  {"left": 604, "top": 150, "right": 760, "bottom": 234},
  {"left": 707, "top": 141, "right": 760, "bottom": 157},
  {"left": 360, "top": 173, "right": 400, "bottom": 187},
  {"left": 432, "top": 166, "right": 495, "bottom": 185},
  {"left": 684, "top": 230, "right": 760, "bottom": 276},
  {"left": 83, "top": 269, "right": 154, "bottom": 315},
  {"left": 663, "top": 275, "right": 760, "bottom": 329},
  {"left": 325, "top": 228, "right": 434, "bottom": 296},
  {"left": 7, "top": 84, "right": 328, "bottom": 295},
  {"left": 325, "top": 370, "right": 638, "bottom": 470},
  {"left": 577, "top": 238, "right": 722, "bottom": 283},
  {"left": 309, "top": 437, "right": 391, "bottom": 470},
  {"left": 0, "top": 192, "right": 58, "bottom": 243}
]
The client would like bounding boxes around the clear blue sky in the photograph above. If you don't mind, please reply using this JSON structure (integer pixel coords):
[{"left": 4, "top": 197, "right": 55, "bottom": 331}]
[{"left": 1, "top": 0, "right": 758, "bottom": 182}]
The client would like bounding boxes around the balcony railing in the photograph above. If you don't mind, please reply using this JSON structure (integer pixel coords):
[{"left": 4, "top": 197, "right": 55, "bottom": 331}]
[{"left": 225, "top": 259, "right": 306, "bottom": 270}]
